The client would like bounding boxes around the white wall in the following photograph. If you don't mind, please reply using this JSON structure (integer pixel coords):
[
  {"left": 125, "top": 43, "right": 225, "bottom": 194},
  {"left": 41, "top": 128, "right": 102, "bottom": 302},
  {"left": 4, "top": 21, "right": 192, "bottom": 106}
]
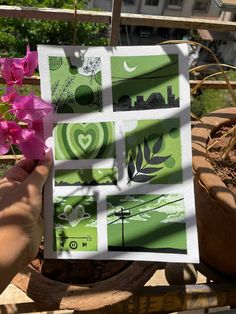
[
  {"left": 138, "top": 0, "right": 165, "bottom": 15},
  {"left": 219, "top": 10, "right": 233, "bottom": 21},
  {"left": 122, "top": 0, "right": 142, "bottom": 14},
  {"left": 163, "top": 0, "right": 221, "bottom": 17},
  {"left": 163, "top": 0, "right": 194, "bottom": 17},
  {"left": 91, "top": 0, "right": 221, "bottom": 17}
]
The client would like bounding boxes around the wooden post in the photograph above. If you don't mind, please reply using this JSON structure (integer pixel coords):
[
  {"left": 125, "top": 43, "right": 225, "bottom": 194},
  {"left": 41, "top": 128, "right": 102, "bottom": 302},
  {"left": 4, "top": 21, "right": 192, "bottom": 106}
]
[{"left": 110, "top": 0, "right": 122, "bottom": 46}]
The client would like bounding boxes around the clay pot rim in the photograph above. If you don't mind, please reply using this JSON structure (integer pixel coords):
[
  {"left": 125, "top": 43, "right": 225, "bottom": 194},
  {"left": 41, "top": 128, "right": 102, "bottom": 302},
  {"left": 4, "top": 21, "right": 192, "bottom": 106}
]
[
  {"left": 12, "top": 261, "right": 159, "bottom": 310},
  {"left": 192, "top": 107, "right": 236, "bottom": 212}
]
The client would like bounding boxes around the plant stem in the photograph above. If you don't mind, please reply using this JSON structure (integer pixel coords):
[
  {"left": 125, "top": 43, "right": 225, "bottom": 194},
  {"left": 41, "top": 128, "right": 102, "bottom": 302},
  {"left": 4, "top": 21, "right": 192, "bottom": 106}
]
[
  {"left": 221, "top": 125, "right": 236, "bottom": 159},
  {"left": 161, "top": 39, "right": 236, "bottom": 159},
  {"left": 9, "top": 144, "right": 19, "bottom": 164},
  {"left": 73, "top": 0, "right": 77, "bottom": 45}
]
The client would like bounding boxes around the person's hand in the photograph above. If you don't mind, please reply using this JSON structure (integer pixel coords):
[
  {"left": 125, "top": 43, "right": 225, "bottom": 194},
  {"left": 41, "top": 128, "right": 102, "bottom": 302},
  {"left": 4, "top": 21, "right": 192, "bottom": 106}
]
[{"left": 0, "top": 156, "right": 51, "bottom": 293}]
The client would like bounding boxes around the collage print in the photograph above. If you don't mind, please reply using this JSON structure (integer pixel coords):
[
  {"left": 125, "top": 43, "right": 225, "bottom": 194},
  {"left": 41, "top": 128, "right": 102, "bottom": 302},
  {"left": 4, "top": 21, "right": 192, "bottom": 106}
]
[{"left": 38, "top": 45, "right": 198, "bottom": 262}]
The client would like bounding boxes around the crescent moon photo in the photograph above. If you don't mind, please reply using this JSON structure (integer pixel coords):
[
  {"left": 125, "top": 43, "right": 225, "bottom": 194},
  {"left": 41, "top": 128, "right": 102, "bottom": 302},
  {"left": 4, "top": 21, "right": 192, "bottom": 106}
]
[{"left": 123, "top": 60, "right": 137, "bottom": 72}]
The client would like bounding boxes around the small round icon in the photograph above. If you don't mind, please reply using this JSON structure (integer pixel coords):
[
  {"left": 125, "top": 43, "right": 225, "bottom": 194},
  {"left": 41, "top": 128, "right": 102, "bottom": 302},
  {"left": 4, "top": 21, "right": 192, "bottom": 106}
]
[{"left": 69, "top": 241, "right": 78, "bottom": 249}]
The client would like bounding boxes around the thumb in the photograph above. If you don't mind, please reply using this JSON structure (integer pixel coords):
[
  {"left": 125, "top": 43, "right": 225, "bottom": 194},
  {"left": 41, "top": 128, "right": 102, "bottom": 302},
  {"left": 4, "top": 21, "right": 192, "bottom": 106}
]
[
  {"left": 23, "top": 156, "right": 52, "bottom": 196},
  {"left": 4, "top": 159, "right": 37, "bottom": 183}
]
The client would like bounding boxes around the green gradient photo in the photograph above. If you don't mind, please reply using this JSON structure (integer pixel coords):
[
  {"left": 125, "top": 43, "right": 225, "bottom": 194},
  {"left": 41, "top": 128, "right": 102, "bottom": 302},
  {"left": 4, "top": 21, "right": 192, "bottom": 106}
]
[
  {"left": 125, "top": 118, "right": 182, "bottom": 184},
  {"left": 111, "top": 55, "right": 179, "bottom": 111},
  {"left": 49, "top": 56, "right": 102, "bottom": 113},
  {"left": 54, "top": 122, "right": 116, "bottom": 160},
  {"left": 107, "top": 194, "right": 187, "bottom": 253},
  {"left": 54, "top": 196, "right": 97, "bottom": 252},
  {"left": 55, "top": 168, "right": 118, "bottom": 186}
]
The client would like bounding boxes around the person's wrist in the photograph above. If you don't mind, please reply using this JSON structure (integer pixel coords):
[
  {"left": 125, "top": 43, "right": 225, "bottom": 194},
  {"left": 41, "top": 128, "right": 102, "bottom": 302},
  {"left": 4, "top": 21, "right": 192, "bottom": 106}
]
[
  {"left": 0, "top": 224, "right": 31, "bottom": 293},
  {"left": 0, "top": 224, "right": 30, "bottom": 269}
]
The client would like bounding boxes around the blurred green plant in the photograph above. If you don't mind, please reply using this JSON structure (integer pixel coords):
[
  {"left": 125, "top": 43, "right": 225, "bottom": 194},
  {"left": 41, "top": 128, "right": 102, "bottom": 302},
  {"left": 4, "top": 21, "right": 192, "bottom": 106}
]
[
  {"left": 0, "top": 0, "right": 108, "bottom": 57},
  {"left": 0, "top": 161, "right": 14, "bottom": 177},
  {"left": 191, "top": 70, "right": 236, "bottom": 117}
]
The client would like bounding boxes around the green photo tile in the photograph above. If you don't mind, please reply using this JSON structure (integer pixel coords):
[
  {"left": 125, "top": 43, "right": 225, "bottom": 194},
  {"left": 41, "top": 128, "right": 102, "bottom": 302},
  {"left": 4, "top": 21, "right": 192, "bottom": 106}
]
[
  {"left": 54, "top": 196, "right": 97, "bottom": 251},
  {"left": 107, "top": 194, "right": 187, "bottom": 253},
  {"left": 111, "top": 55, "right": 179, "bottom": 111},
  {"left": 125, "top": 118, "right": 182, "bottom": 184},
  {"left": 55, "top": 168, "right": 118, "bottom": 186},
  {"left": 54, "top": 122, "right": 116, "bottom": 160},
  {"left": 49, "top": 56, "right": 102, "bottom": 113}
]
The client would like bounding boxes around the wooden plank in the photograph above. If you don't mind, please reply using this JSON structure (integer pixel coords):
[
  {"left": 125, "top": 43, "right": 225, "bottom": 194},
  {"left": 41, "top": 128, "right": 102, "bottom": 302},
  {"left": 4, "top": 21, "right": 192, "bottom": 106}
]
[
  {"left": 120, "top": 13, "right": 236, "bottom": 31},
  {"left": 0, "top": 155, "right": 23, "bottom": 163},
  {"left": 0, "top": 5, "right": 111, "bottom": 23},
  {"left": 0, "top": 76, "right": 40, "bottom": 85},
  {"left": 133, "top": 283, "right": 236, "bottom": 313},
  {"left": 110, "top": 0, "right": 122, "bottom": 46},
  {"left": 190, "top": 80, "right": 236, "bottom": 89},
  {"left": 0, "top": 5, "right": 236, "bottom": 32},
  {"left": 0, "top": 302, "right": 61, "bottom": 314},
  {"left": 83, "top": 283, "right": 236, "bottom": 314}
]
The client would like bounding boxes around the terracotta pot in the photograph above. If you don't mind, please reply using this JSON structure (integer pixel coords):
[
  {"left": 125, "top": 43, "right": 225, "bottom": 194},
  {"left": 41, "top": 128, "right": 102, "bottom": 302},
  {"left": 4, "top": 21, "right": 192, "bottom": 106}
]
[
  {"left": 192, "top": 107, "right": 236, "bottom": 277},
  {"left": 12, "top": 261, "right": 159, "bottom": 311}
]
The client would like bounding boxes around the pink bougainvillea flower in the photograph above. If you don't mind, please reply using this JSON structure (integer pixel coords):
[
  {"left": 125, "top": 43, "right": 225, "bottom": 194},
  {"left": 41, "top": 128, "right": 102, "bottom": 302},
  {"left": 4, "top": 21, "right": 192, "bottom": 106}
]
[
  {"left": 31, "top": 120, "right": 45, "bottom": 138},
  {"left": 1, "top": 87, "right": 52, "bottom": 124},
  {"left": 12, "top": 93, "right": 52, "bottom": 124},
  {"left": 0, "top": 120, "right": 24, "bottom": 154},
  {"left": 22, "top": 45, "right": 38, "bottom": 77},
  {"left": 0, "top": 86, "right": 17, "bottom": 103},
  {"left": 0, "top": 58, "right": 24, "bottom": 86},
  {"left": 18, "top": 128, "right": 46, "bottom": 160},
  {"left": 0, "top": 120, "right": 46, "bottom": 159},
  {"left": 0, "top": 45, "right": 49, "bottom": 159},
  {"left": 0, "top": 45, "right": 38, "bottom": 86}
]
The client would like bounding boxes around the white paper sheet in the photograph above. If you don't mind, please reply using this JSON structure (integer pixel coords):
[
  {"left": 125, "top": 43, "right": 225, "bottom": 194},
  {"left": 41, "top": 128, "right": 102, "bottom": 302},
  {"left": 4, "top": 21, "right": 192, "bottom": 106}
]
[{"left": 38, "top": 44, "right": 199, "bottom": 262}]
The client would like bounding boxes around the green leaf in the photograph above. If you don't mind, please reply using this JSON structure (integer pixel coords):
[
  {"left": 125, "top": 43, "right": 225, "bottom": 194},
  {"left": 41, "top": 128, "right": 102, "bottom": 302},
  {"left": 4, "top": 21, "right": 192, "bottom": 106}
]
[
  {"left": 149, "top": 155, "right": 172, "bottom": 165},
  {"left": 139, "top": 167, "right": 163, "bottom": 174},
  {"left": 128, "top": 155, "right": 135, "bottom": 180},
  {"left": 136, "top": 144, "right": 143, "bottom": 171},
  {"left": 153, "top": 134, "right": 163, "bottom": 154},
  {"left": 144, "top": 138, "right": 151, "bottom": 162},
  {"left": 132, "top": 174, "right": 155, "bottom": 183}
]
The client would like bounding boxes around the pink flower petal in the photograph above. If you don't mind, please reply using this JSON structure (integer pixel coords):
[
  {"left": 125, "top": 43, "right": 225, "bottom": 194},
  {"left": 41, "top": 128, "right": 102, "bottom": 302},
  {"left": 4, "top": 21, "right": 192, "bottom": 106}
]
[
  {"left": 6, "top": 121, "right": 24, "bottom": 144},
  {"left": 0, "top": 58, "right": 24, "bottom": 86},
  {"left": 0, "top": 120, "right": 23, "bottom": 154},
  {"left": 1, "top": 86, "right": 17, "bottom": 103},
  {"left": 32, "top": 120, "right": 44, "bottom": 138},
  {"left": 19, "top": 129, "right": 46, "bottom": 159},
  {"left": 0, "top": 143, "right": 10, "bottom": 154},
  {"left": 12, "top": 93, "right": 52, "bottom": 123},
  {"left": 23, "top": 45, "right": 38, "bottom": 77},
  {"left": 0, "top": 120, "right": 10, "bottom": 154},
  {"left": 0, "top": 46, "right": 38, "bottom": 86}
]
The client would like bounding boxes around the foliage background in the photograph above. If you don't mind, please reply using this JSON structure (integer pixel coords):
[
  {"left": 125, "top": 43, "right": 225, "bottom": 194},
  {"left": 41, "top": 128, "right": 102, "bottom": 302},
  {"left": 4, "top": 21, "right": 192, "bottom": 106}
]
[
  {"left": 0, "top": 1, "right": 234, "bottom": 116},
  {"left": 0, "top": 0, "right": 108, "bottom": 57},
  {"left": 191, "top": 71, "right": 236, "bottom": 117}
]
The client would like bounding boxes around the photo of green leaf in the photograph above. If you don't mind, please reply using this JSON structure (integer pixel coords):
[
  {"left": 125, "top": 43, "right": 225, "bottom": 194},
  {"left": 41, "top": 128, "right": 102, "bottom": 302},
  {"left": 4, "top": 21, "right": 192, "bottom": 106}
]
[
  {"left": 55, "top": 168, "right": 117, "bottom": 186},
  {"left": 49, "top": 56, "right": 102, "bottom": 113},
  {"left": 54, "top": 122, "right": 116, "bottom": 160},
  {"left": 111, "top": 55, "right": 179, "bottom": 111},
  {"left": 125, "top": 119, "right": 182, "bottom": 184},
  {"left": 54, "top": 196, "right": 97, "bottom": 252},
  {"left": 107, "top": 194, "right": 187, "bottom": 253}
]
